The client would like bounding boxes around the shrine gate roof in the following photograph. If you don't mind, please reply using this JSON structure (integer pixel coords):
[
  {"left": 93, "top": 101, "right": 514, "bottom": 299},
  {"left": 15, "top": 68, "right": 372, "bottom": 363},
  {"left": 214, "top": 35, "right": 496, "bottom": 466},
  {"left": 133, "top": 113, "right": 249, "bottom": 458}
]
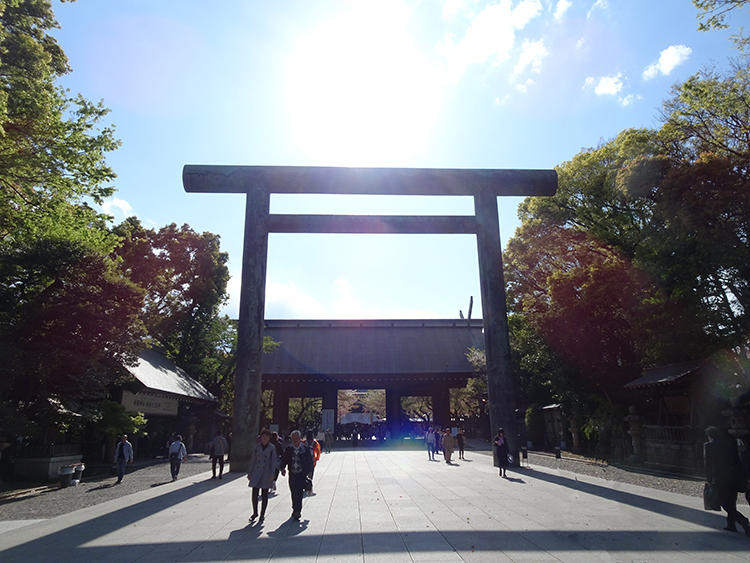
[{"left": 261, "top": 319, "right": 484, "bottom": 377}]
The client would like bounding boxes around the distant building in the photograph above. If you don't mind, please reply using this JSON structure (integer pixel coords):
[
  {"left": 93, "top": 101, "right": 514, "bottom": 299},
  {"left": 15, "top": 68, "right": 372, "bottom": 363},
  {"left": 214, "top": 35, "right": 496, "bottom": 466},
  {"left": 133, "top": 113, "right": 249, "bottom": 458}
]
[{"left": 122, "top": 349, "right": 218, "bottom": 457}]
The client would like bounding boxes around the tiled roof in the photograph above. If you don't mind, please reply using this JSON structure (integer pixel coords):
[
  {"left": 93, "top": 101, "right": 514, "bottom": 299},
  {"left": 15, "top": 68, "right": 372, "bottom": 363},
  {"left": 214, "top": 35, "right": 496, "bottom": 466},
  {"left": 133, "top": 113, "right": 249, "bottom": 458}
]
[
  {"left": 624, "top": 361, "right": 703, "bottom": 390},
  {"left": 128, "top": 349, "right": 216, "bottom": 402}
]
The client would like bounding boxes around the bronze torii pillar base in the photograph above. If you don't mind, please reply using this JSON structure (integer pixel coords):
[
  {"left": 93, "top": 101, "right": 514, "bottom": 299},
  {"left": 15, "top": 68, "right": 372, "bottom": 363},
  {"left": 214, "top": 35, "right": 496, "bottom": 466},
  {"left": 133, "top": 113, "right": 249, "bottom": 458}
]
[{"left": 183, "top": 165, "right": 557, "bottom": 471}]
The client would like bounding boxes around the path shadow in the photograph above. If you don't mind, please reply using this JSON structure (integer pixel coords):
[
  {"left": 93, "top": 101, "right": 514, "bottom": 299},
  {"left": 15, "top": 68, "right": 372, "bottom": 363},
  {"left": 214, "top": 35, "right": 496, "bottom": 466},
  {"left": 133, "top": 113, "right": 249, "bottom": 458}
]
[
  {"left": 0, "top": 472, "right": 244, "bottom": 560},
  {"left": 526, "top": 468, "right": 726, "bottom": 529},
  {"left": 19, "top": 529, "right": 750, "bottom": 561},
  {"left": 0, "top": 488, "right": 58, "bottom": 506}
]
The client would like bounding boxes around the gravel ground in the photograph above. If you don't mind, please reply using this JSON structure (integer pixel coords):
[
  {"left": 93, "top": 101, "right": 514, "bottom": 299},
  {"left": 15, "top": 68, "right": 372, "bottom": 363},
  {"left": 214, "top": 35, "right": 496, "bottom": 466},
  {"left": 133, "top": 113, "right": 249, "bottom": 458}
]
[{"left": 0, "top": 454, "right": 216, "bottom": 520}]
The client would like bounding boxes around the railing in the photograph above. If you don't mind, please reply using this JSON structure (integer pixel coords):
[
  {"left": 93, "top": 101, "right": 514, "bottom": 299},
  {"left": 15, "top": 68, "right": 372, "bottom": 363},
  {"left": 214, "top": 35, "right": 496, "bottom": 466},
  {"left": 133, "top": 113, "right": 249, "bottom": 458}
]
[
  {"left": 642, "top": 425, "right": 702, "bottom": 472},
  {"left": 643, "top": 425, "right": 700, "bottom": 444},
  {"left": 14, "top": 442, "right": 82, "bottom": 458}
]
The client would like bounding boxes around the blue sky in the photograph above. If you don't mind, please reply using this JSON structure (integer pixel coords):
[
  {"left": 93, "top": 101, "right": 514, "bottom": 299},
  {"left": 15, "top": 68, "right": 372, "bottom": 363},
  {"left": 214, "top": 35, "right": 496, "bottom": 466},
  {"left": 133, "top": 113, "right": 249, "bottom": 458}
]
[{"left": 52, "top": 0, "right": 747, "bottom": 320}]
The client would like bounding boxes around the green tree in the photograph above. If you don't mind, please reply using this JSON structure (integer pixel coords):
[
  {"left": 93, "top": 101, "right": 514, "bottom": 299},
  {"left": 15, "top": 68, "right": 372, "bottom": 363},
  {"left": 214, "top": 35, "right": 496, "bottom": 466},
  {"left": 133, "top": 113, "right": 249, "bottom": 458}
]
[
  {"left": 0, "top": 1, "right": 144, "bottom": 438},
  {"left": 694, "top": 0, "right": 749, "bottom": 31},
  {"left": 112, "top": 218, "right": 230, "bottom": 382}
]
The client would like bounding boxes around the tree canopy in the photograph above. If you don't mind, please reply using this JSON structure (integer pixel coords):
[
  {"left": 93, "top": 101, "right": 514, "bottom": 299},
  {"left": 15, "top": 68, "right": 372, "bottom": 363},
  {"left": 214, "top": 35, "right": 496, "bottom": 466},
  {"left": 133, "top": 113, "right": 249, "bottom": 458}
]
[
  {"left": 505, "top": 45, "right": 750, "bottom": 440},
  {"left": 0, "top": 0, "right": 145, "bottom": 438}
]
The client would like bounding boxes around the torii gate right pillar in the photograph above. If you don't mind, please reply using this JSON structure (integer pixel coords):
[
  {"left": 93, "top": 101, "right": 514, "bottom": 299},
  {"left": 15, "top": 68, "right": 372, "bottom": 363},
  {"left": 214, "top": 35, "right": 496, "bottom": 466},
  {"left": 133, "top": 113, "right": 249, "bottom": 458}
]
[{"left": 475, "top": 189, "right": 518, "bottom": 463}]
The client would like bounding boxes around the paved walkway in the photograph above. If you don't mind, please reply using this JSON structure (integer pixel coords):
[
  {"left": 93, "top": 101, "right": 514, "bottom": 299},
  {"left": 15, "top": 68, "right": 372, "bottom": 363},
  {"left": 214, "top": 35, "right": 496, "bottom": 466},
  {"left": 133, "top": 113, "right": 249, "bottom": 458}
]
[{"left": 1, "top": 450, "right": 750, "bottom": 562}]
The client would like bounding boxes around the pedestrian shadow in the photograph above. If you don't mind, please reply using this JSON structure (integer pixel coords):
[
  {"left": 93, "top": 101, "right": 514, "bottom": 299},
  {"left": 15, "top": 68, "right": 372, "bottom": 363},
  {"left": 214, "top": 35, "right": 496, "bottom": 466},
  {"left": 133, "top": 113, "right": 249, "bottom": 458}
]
[
  {"left": 504, "top": 476, "right": 525, "bottom": 483},
  {"left": 227, "top": 522, "right": 264, "bottom": 542},
  {"left": 86, "top": 484, "right": 115, "bottom": 492},
  {"left": 149, "top": 481, "right": 173, "bottom": 488},
  {"left": 526, "top": 468, "right": 726, "bottom": 528},
  {"left": 267, "top": 518, "right": 309, "bottom": 538}
]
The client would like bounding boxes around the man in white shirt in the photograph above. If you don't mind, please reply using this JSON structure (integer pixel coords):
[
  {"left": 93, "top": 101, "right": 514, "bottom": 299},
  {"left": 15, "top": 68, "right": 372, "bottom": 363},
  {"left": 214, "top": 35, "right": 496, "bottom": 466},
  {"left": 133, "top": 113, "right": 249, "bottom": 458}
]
[{"left": 425, "top": 427, "right": 436, "bottom": 461}]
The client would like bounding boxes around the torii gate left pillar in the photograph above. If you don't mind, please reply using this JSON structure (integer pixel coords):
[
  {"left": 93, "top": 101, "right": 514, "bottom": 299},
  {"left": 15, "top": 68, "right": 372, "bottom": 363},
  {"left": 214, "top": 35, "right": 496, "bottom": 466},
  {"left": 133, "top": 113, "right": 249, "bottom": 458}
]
[{"left": 183, "top": 165, "right": 557, "bottom": 471}]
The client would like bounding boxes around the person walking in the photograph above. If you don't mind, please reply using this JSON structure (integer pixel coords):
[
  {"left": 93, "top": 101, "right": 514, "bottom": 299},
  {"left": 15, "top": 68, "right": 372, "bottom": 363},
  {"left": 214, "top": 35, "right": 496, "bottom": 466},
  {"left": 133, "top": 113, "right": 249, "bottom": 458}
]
[
  {"left": 280, "top": 430, "right": 313, "bottom": 520},
  {"left": 704, "top": 426, "right": 750, "bottom": 534},
  {"left": 247, "top": 429, "right": 278, "bottom": 523},
  {"left": 210, "top": 430, "right": 229, "bottom": 479},
  {"left": 425, "top": 427, "right": 436, "bottom": 460},
  {"left": 456, "top": 428, "right": 466, "bottom": 460},
  {"left": 442, "top": 428, "right": 455, "bottom": 464},
  {"left": 113, "top": 434, "right": 133, "bottom": 485},
  {"left": 494, "top": 428, "right": 509, "bottom": 478},
  {"left": 324, "top": 428, "right": 333, "bottom": 454},
  {"left": 168, "top": 434, "right": 187, "bottom": 481},
  {"left": 305, "top": 430, "right": 322, "bottom": 495}
]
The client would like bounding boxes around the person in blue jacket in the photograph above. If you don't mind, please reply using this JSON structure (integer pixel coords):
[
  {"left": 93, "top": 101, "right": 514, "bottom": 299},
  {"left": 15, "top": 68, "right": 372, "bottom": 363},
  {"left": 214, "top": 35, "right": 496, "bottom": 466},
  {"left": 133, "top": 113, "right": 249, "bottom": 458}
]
[{"left": 113, "top": 434, "right": 133, "bottom": 485}]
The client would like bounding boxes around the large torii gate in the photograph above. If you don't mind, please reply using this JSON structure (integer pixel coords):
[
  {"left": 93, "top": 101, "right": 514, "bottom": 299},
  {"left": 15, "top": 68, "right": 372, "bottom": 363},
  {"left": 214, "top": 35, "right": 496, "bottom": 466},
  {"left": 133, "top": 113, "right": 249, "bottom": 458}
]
[{"left": 183, "top": 166, "right": 557, "bottom": 471}]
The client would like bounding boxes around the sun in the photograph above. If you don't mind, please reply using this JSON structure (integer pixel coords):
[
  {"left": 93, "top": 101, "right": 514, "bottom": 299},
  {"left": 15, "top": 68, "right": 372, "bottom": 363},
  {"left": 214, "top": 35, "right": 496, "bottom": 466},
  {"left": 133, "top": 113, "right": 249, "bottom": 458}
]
[{"left": 284, "top": 3, "right": 444, "bottom": 167}]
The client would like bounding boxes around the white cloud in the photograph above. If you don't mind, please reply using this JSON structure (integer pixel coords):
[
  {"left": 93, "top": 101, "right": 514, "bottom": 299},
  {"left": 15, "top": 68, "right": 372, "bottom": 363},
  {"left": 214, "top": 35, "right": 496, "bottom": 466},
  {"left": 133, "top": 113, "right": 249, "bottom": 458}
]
[
  {"left": 261, "top": 276, "right": 441, "bottom": 319},
  {"left": 442, "top": 0, "right": 468, "bottom": 20},
  {"left": 576, "top": 37, "right": 585, "bottom": 49},
  {"left": 515, "top": 78, "right": 535, "bottom": 93},
  {"left": 583, "top": 73, "right": 623, "bottom": 96},
  {"left": 101, "top": 196, "right": 133, "bottom": 218},
  {"left": 586, "top": 0, "right": 607, "bottom": 19},
  {"left": 642, "top": 44, "right": 692, "bottom": 80},
  {"left": 513, "top": 38, "right": 548, "bottom": 76},
  {"left": 439, "top": 0, "right": 543, "bottom": 81},
  {"left": 265, "top": 280, "right": 327, "bottom": 319},
  {"left": 495, "top": 94, "right": 510, "bottom": 105},
  {"left": 619, "top": 93, "right": 642, "bottom": 107},
  {"left": 595, "top": 73, "right": 623, "bottom": 95},
  {"left": 554, "top": 0, "right": 572, "bottom": 21}
]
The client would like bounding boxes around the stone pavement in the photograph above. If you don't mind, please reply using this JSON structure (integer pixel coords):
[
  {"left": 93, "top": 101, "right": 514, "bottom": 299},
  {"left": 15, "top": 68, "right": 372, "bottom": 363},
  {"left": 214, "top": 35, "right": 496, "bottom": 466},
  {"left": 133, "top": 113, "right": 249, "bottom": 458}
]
[{"left": 1, "top": 450, "right": 750, "bottom": 562}]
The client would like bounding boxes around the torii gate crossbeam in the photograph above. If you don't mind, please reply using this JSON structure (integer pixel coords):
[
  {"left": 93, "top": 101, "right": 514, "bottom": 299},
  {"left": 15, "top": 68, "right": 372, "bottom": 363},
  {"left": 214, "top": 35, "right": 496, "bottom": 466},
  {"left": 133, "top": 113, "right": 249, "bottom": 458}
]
[{"left": 183, "top": 165, "right": 557, "bottom": 471}]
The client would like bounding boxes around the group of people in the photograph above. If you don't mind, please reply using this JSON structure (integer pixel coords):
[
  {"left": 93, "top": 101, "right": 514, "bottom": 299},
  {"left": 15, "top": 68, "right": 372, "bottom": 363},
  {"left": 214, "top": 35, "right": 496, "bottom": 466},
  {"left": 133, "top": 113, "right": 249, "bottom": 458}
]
[
  {"left": 113, "top": 431, "right": 228, "bottom": 485},
  {"left": 424, "top": 426, "right": 466, "bottom": 463},
  {"left": 423, "top": 426, "right": 510, "bottom": 478},
  {"left": 246, "top": 428, "right": 322, "bottom": 522}
]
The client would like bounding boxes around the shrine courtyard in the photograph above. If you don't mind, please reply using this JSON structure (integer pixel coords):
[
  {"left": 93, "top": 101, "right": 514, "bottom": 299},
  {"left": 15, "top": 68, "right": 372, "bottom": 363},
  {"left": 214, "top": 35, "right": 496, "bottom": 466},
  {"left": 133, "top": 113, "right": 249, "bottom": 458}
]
[{"left": 2, "top": 450, "right": 750, "bottom": 562}]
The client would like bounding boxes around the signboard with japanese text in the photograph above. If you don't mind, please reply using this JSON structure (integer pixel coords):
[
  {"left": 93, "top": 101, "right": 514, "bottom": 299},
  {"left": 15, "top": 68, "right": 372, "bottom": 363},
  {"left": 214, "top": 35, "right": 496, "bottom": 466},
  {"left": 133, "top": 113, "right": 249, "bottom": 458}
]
[{"left": 122, "top": 390, "right": 178, "bottom": 416}]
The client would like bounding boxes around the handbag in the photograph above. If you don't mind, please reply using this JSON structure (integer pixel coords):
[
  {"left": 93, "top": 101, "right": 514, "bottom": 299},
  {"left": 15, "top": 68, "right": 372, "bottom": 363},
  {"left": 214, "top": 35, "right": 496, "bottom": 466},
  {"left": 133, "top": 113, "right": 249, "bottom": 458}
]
[{"left": 703, "top": 482, "right": 721, "bottom": 511}]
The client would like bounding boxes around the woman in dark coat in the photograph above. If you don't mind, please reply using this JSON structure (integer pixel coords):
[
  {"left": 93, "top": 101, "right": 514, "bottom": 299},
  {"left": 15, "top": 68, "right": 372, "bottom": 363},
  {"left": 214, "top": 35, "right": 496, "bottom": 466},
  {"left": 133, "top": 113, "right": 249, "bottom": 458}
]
[
  {"left": 704, "top": 426, "right": 750, "bottom": 534},
  {"left": 494, "top": 428, "right": 509, "bottom": 478}
]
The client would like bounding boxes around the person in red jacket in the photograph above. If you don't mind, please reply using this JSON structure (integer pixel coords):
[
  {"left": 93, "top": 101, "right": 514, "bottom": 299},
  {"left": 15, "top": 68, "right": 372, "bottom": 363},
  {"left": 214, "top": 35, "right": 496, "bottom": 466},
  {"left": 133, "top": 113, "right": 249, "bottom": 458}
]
[{"left": 305, "top": 430, "right": 321, "bottom": 495}]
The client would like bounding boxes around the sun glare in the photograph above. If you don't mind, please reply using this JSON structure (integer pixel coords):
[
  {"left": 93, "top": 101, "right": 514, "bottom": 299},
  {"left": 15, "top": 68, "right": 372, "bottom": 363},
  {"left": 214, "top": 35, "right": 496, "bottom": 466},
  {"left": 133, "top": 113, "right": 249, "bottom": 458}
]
[{"left": 284, "top": 3, "right": 443, "bottom": 166}]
